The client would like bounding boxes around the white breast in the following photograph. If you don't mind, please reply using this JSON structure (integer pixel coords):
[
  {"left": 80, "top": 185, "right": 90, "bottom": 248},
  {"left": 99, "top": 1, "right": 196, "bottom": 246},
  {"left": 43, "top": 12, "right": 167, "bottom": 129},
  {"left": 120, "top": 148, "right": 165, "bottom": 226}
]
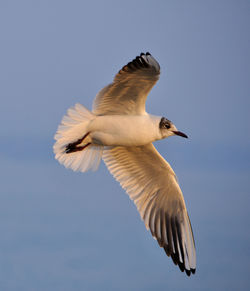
[{"left": 88, "top": 114, "right": 162, "bottom": 146}]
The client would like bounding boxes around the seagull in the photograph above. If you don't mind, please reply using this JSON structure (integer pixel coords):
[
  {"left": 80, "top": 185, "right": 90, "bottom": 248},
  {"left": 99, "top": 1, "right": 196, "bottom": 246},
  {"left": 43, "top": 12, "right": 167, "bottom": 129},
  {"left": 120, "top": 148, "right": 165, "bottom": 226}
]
[{"left": 53, "top": 52, "right": 196, "bottom": 276}]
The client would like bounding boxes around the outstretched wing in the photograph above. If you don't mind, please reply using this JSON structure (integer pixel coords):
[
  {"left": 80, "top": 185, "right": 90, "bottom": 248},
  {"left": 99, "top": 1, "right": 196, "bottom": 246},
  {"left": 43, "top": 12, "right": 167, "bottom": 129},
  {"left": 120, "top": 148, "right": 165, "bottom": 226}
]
[
  {"left": 103, "top": 144, "right": 196, "bottom": 276},
  {"left": 92, "top": 52, "right": 160, "bottom": 115}
]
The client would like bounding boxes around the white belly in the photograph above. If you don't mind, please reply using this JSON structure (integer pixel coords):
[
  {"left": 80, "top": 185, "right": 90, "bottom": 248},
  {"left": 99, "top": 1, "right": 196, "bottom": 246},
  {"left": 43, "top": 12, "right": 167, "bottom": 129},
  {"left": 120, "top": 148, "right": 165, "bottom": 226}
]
[{"left": 88, "top": 115, "right": 161, "bottom": 146}]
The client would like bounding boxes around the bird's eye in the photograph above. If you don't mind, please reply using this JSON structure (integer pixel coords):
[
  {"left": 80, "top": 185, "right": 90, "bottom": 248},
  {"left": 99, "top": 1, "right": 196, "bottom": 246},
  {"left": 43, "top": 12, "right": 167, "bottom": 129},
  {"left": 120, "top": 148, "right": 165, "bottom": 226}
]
[{"left": 160, "top": 117, "right": 171, "bottom": 129}]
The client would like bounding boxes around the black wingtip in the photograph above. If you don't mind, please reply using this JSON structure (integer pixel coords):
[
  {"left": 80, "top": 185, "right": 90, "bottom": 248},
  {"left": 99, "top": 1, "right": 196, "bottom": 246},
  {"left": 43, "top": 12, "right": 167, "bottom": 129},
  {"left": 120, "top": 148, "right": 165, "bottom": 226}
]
[
  {"left": 163, "top": 245, "right": 172, "bottom": 256},
  {"left": 171, "top": 253, "right": 178, "bottom": 266},
  {"left": 185, "top": 269, "right": 191, "bottom": 276},
  {"left": 127, "top": 61, "right": 134, "bottom": 70},
  {"left": 178, "top": 262, "right": 185, "bottom": 273},
  {"left": 168, "top": 247, "right": 196, "bottom": 276},
  {"left": 118, "top": 52, "right": 159, "bottom": 75}
]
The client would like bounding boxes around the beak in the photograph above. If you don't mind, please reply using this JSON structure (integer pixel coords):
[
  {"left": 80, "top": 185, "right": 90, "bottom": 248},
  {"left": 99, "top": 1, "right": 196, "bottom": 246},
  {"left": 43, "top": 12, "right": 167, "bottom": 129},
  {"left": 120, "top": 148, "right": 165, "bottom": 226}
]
[{"left": 173, "top": 131, "right": 188, "bottom": 138}]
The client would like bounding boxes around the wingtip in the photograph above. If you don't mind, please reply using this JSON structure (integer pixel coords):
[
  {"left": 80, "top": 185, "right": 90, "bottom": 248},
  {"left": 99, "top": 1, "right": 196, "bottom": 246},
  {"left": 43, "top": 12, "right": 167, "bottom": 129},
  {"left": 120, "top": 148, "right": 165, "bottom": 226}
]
[
  {"left": 185, "top": 268, "right": 196, "bottom": 276},
  {"left": 140, "top": 52, "right": 151, "bottom": 56},
  {"left": 185, "top": 269, "right": 191, "bottom": 276},
  {"left": 167, "top": 247, "right": 196, "bottom": 276}
]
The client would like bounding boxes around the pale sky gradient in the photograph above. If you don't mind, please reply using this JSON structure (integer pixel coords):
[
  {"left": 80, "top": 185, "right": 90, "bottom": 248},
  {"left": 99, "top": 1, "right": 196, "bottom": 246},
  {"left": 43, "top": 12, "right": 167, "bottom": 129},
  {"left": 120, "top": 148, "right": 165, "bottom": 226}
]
[{"left": 0, "top": 1, "right": 249, "bottom": 290}]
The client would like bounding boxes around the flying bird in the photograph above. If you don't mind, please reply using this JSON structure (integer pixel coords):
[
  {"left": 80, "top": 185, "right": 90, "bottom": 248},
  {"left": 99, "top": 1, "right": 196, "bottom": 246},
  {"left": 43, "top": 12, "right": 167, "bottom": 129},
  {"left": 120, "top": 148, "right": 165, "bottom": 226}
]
[{"left": 53, "top": 52, "right": 196, "bottom": 276}]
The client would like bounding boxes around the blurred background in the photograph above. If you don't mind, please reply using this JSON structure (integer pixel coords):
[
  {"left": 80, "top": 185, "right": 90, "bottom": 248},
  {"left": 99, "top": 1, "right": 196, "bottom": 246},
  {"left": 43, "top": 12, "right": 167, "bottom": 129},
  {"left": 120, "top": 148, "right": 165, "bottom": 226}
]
[{"left": 0, "top": 0, "right": 249, "bottom": 290}]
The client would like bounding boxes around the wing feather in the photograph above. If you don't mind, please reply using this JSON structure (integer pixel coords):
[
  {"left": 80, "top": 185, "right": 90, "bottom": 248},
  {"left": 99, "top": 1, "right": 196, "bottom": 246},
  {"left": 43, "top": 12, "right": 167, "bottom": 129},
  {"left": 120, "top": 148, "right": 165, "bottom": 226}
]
[
  {"left": 103, "top": 144, "right": 196, "bottom": 275},
  {"left": 93, "top": 53, "right": 160, "bottom": 115}
]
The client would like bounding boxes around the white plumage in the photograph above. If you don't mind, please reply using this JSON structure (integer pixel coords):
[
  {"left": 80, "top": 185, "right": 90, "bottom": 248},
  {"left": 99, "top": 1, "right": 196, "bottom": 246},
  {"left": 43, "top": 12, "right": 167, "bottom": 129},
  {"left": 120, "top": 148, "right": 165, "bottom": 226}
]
[{"left": 53, "top": 52, "right": 196, "bottom": 276}]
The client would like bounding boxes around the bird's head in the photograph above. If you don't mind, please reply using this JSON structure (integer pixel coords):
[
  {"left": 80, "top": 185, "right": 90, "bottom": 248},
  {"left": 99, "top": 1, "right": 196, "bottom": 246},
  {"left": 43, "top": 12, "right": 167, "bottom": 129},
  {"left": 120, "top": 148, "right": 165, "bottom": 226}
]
[{"left": 159, "top": 117, "right": 188, "bottom": 139}]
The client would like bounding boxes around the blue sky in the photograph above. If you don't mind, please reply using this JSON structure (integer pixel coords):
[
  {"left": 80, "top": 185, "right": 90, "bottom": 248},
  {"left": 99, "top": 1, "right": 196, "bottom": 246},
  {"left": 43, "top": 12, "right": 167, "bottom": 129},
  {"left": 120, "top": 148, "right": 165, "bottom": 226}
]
[{"left": 0, "top": 0, "right": 249, "bottom": 290}]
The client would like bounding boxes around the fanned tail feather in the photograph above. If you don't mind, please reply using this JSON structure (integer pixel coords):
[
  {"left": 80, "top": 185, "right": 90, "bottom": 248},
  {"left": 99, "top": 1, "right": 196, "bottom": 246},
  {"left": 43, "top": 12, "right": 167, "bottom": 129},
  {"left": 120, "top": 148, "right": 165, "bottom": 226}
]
[{"left": 53, "top": 103, "right": 103, "bottom": 172}]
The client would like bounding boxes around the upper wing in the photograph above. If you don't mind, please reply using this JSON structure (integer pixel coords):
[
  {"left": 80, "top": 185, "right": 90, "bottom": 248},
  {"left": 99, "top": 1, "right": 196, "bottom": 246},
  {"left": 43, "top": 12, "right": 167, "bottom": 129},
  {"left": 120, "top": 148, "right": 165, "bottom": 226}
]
[
  {"left": 92, "top": 52, "right": 160, "bottom": 115},
  {"left": 103, "top": 144, "right": 196, "bottom": 276}
]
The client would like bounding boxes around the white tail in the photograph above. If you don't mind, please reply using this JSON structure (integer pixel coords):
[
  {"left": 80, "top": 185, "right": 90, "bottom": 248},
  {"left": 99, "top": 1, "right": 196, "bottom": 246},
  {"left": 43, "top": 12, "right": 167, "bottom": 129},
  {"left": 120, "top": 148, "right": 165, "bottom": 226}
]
[{"left": 53, "top": 103, "right": 103, "bottom": 172}]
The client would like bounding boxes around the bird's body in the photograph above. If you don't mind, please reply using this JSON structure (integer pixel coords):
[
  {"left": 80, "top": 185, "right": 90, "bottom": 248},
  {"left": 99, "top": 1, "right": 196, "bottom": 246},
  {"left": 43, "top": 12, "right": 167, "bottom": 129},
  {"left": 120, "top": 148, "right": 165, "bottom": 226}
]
[
  {"left": 53, "top": 52, "right": 196, "bottom": 276},
  {"left": 88, "top": 114, "right": 162, "bottom": 146}
]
